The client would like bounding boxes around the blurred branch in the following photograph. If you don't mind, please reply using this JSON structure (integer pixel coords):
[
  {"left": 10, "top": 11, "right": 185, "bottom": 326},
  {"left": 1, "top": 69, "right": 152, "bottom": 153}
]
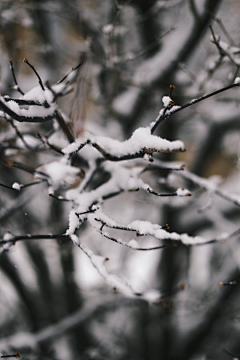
[
  {"left": 175, "top": 169, "right": 240, "bottom": 208},
  {"left": 0, "top": 296, "right": 139, "bottom": 352},
  {"left": 176, "top": 268, "right": 240, "bottom": 360}
]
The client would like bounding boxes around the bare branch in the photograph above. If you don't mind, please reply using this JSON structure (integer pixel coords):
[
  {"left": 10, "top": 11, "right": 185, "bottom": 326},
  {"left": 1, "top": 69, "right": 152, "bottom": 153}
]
[
  {"left": 23, "top": 58, "right": 45, "bottom": 91},
  {"left": 9, "top": 61, "right": 24, "bottom": 95}
]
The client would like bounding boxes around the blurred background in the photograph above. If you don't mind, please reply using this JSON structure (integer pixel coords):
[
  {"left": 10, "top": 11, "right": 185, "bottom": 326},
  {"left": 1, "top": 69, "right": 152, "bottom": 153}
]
[{"left": 1, "top": 0, "right": 240, "bottom": 359}]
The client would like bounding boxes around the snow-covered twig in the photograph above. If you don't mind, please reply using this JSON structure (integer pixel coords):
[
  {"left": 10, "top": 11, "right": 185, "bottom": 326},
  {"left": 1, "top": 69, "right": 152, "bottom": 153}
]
[
  {"left": 150, "top": 81, "right": 240, "bottom": 133},
  {"left": 90, "top": 209, "right": 215, "bottom": 246},
  {"left": 0, "top": 97, "right": 55, "bottom": 123},
  {"left": 78, "top": 242, "right": 141, "bottom": 297},
  {"left": 146, "top": 186, "right": 191, "bottom": 197},
  {"left": 98, "top": 229, "right": 166, "bottom": 251},
  {"left": 0, "top": 178, "right": 45, "bottom": 192},
  {"left": 63, "top": 126, "right": 185, "bottom": 161}
]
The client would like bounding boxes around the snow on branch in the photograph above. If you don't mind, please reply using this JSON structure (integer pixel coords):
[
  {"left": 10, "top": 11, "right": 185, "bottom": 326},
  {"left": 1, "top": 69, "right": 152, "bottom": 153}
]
[
  {"left": 35, "top": 159, "right": 84, "bottom": 193},
  {"left": 69, "top": 238, "right": 163, "bottom": 301},
  {"left": 98, "top": 229, "right": 166, "bottom": 251},
  {"left": 150, "top": 81, "right": 240, "bottom": 133},
  {"left": 0, "top": 58, "right": 86, "bottom": 152},
  {"left": 2, "top": 53, "right": 240, "bottom": 308},
  {"left": 88, "top": 207, "right": 217, "bottom": 246},
  {"left": 78, "top": 242, "right": 141, "bottom": 297},
  {"left": 0, "top": 96, "right": 55, "bottom": 123},
  {"left": 64, "top": 160, "right": 193, "bottom": 238},
  {"left": 0, "top": 231, "right": 162, "bottom": 301},
  {"left": 63, "top": 126, "right": 185, "bottom": 161}
]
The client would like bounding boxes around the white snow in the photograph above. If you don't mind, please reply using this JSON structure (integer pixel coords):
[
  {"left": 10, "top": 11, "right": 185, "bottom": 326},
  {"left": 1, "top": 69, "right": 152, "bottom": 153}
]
[
  {"left": 66, "top": 210, "right": 81, "bottom": 236},
  {"left": 89, "top": 209, "right": 210, "bottom": 246},
  {"left": 234, "top": 77, "right": 240, "bottom": 85},
  {"left": 162, "top": 96, "right": 172, "bottom": 107},
  {"left": 63, "top": 126, "right": 184, "bottom": 161},
  {"left": 21, "top": 86, "right": 53, "bottom": 104},
  {"left": 36, "top": 160, "right": 81, "bottom": 190},
  {"left": 79, "top": 243, "right": 137, "bottom": 297},
  {"left": 12, "top": 182, "right": 23, "bottom": 191},
  {"left": 143, "top": 289, "right": 161, "bottom": 303},
  {"left": 3, "top": 232, "right": 15, "bottom": 241},
  {"left": 102, "top": 23, "right": 113, "bottom": 34},
  {"left": 176, "top": 188, "right": 191, "bottom": 197},
  {"left": 127, "top": 239, "right": 139, "bottom": 249},
  {"left": 92, "top": 126, "right": 185, "bottom": 156},
  {"left": 1, "top": 96, "right": 55, "bottom": 120},
  {"left": 62, "top": 137, "right": 86, "bottom": 155}
]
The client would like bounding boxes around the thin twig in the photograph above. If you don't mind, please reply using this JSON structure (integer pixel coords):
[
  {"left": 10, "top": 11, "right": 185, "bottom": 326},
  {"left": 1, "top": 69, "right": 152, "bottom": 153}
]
[
  {"left": 36, "top": 133, "right": 64, "bottom": 155},
  {"left": 151, "top": 81, "right": 240, "bottom": 133},
  {"left": 222, "top": 348, "right": 239, "bottom": 359},
  {"left": 0, "top": 234, "right": 69, "bottom": 247},
  {"left": 99, "top": 230, "right": 166, "bottom": 251},
  {"left": 49, "top": 193, "right": 71, "bottom": 202},
  {"left": 9, "top": 61, "right": 24, "bottom": 95},
  {"left": 23, "top": 58, "right": 45, "bottom": 90},
  {"left": 175, "top": 169, "right": 240, "bottom": 208},
  {"left": 212, "top": 16, "right": 236, "bottom": 46},
  {"left": 0, "top": 180, "right": 46, "bottom": 191},
  {"left": 54, "top": 109, "right": 75, "bottom": 143},
  {"left": 0, "top": 354, "right": 20, "bottom": 359},
  {"left": 57, "top": 54, "right": 86, "bottom": 84},
  {"left": 8, "top": 119, "right": 33, "bottom": 150},
  {"left": 146, "top": 188, "right": 178, "bottom": 197}
]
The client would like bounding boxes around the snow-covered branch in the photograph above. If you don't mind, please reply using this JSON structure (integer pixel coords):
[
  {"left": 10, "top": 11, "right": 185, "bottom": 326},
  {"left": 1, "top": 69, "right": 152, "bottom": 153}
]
[{"left": 63, "top": 126, "right": 185, "bottom": 161}]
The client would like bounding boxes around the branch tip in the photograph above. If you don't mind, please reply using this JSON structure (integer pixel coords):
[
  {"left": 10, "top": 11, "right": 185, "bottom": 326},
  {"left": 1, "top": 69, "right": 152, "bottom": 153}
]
[
  {"left": 0, "top": 354, "right": 20, "bottom": 359},
  {"left": 169, "top": 84, "right": 175, "bottom": 97},
  {"left": 23, "top": 58, "right": 45, "bottom": 90}
]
